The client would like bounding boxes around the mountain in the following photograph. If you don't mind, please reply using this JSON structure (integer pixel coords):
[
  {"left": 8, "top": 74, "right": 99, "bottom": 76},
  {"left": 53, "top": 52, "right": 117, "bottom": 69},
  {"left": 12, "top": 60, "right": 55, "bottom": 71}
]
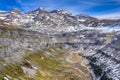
[
  {"left": 0, "top": 8, "right": 120, "bottom": 80},
  {"left": 0, "top": 8, "right": 120, "bottom": 33}
]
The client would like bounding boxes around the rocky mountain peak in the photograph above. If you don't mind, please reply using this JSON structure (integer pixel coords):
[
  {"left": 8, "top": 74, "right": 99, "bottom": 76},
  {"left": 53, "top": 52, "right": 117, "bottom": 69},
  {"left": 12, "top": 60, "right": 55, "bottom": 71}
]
[
  {"left": 10, "top": 8, "right": 20, "bottom": 13},
  {"left": 76, "top": 14, "right": 97, "bottom": 19},
  {"left": 50, "top": 9, "right": 72, "bottom": 15},
  {"left": 33, "top": 7, "right": 48, "bottom": 13}
]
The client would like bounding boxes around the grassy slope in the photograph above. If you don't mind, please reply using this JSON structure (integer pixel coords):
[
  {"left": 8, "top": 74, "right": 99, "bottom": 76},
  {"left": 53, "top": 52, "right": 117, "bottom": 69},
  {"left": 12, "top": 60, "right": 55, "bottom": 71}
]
[
  {"left": 0, "top": 20, "right": 91, "bottom": 80},
  {"left": 0, "top": 47, "right": 92, "bottom": 80}
]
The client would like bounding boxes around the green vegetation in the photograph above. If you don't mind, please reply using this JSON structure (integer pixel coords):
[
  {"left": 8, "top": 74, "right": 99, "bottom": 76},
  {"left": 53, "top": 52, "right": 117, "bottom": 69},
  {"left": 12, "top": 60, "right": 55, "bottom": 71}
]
[
  {"left": 0, "top": 47, "right": 90, "bottom": 80},
  {"left": 25, "top": 50, "right": 62, "bottom": 71},
  {"left": 0, "top": 63, "right": 24, "bottom": 80},
  {"left": 0, "top": 58, "right": 5, "bottom": 65},
  {"left": 0, "top": 45, "right": 8, "bottom": 50},
  {"left": 27, "top": 41, "right": 39, "bottom": 45}
]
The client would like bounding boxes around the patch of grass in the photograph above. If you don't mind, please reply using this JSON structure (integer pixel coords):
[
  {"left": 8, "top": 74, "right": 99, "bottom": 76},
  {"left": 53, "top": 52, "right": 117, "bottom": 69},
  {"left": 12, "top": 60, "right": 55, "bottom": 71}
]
[
  {"left": 0, "top": 45, "right": 8, "bottom": 50},
  {"left": 0, "top": 47, "right": 92, "bottom": 80},
  {"left": 0, "top": 58, "right": 5, "bottom": 65},
  {"left": 23, "top": 48, "right": 33, "bottom": 54},
  {"left": 27, "top": 41, "right": 39, "bottom": 45},
  {"left": 0, "top": 58, "right": 4, "bottom": 62},
  {"left": 25, "top": 50, "right": 61, "bottom": 71},
  {"left": 0, "top": 63, "right": 24, "bottom": 79}
]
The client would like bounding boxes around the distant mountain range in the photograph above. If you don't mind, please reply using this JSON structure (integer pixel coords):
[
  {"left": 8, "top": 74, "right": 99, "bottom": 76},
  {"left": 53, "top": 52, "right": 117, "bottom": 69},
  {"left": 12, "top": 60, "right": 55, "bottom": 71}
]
[{"left": 0, "top": 8, "right": 120, "bottom": 33}]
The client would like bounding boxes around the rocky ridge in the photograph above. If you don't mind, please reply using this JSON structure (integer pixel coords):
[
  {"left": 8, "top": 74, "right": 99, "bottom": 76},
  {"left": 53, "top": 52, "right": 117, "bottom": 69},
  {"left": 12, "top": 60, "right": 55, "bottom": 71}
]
[{"left": 0, "top": 8, "right": 120, "bottom": 33}]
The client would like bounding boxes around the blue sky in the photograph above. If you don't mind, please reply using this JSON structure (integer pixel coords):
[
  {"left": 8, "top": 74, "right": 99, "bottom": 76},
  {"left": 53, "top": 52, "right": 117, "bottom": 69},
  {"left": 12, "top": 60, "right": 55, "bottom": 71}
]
[{"left": 0, "top": 0, "right": 120, "bottom": 18}]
